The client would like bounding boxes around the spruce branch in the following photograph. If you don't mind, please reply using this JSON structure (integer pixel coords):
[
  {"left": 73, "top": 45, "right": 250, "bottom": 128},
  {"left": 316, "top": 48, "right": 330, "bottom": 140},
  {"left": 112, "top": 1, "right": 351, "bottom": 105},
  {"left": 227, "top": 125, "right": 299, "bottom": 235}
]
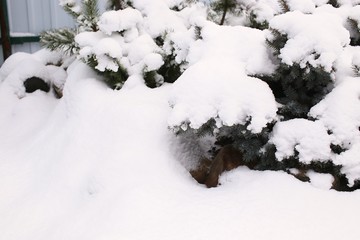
[
  {"left": 248, "top": 11, "right": 269, "bottom": 30},
  {"left": 352, "top": 64, "right": 360, "bottom": 77},
  {"left": 85, "top": 54, "right": 129, "bottom": 89},
  {"left": 40, "top": 28, "right": 78, "bottom": 55},
  {"left": 328, "top": 0, "right": 340, "bottom": 8},
  {"left": 211, "top": 0, "right": 237, "bottom": 25},
  {"left": 62, "top": 1, "right": 81, "bottom": 19},
  {"left": 80, "top": 0, "right": 100, "bottom": 31},
  {"left": 194, "top": 26, "right": 203, "bottom": 40},
  {"left": 107, "top": 0, "right": 126, "bottom": 10},
  {"left": 278, "top": 0, "right": 290, "bottom": 13},
  {"left": 348, "top": 18, "right": 360, "bottom": 46},
  {"left": 266, "top": 28, "right": 288, "bottom": 56}
]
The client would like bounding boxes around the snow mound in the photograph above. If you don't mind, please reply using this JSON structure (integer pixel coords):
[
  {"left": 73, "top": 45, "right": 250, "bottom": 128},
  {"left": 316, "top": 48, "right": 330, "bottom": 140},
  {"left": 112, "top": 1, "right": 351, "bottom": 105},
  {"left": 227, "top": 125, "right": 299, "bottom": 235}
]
[
  {"left": 310, "top": 77, "right": 360, "bottom": 144},
  {"left": 0, "top": 50, "right": 69, "bottom": 99},
  {"left": 310, "top": 77, "right": 360, "bottom": 184},
  {"left": 0, "top": 52, "right": 36, "bottom": 81},
  {"left": 98, "top": 8, "right": 143, "bottom": 35},
  {"left": 268, "top": 10, "right": 350, "bottom": 71},
  {"left": 187, "top": 22, "right": 276, "bottom": 75},
  {"left": 270, "top": 119, "right": 332, "bottom": 163},
  {"left": 335, "top": 142, "right": 360, "bottom": 185},
  {"left": 168, "top": 59, "right": 278, "bottom": 133}
]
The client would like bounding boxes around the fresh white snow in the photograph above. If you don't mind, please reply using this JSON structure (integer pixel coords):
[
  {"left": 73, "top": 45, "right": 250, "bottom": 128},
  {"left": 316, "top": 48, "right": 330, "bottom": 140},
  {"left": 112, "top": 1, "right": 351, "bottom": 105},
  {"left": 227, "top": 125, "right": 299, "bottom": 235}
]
[{"left": 1, "top": 0, "right": 360, "bottom": 239}]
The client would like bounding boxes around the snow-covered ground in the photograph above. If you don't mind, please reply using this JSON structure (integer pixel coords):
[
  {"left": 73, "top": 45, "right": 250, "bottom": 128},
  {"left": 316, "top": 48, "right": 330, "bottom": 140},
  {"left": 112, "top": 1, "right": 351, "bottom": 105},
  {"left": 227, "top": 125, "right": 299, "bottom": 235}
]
[
  {"left": 1, "top": 0, "right": 360, "bottom": 239},
  {"left": 0, "top": 56, "right": 359, "bottom": 240}
]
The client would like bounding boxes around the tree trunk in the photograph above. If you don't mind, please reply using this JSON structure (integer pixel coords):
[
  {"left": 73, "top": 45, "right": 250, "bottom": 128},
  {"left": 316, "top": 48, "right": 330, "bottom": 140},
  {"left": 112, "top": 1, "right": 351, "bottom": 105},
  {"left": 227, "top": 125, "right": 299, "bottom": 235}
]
[{"left": 219, "top": 5, "right": 228, "bottom": 25}]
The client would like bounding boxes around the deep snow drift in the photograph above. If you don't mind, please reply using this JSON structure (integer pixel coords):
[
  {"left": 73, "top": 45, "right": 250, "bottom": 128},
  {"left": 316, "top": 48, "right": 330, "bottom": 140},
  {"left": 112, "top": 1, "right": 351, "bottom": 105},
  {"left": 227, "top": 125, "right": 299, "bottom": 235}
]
[
  {"left": 0, "top": 54, "right": 360, "bottom": 240},
  {"left": 1, "top": 0, "right": 360, "bottom": 239}
]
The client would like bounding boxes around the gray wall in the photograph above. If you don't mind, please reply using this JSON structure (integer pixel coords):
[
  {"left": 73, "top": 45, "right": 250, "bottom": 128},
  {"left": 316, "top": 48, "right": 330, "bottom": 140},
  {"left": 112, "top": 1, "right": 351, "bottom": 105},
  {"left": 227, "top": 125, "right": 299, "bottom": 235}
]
[
  {"left": 1, "top": 0, "right": 108, "bottom": 65},
  {"left": 1, "top": 0, "right": 76, "bottom": 64},
  {"left": 8, "top": 0, "right": 75, "bottom": 54}
]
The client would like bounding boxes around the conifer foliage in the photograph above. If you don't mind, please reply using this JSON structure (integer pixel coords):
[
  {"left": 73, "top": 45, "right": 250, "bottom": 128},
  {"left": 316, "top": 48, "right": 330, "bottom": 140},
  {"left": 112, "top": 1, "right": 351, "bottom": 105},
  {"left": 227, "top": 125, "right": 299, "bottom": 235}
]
[
  {"left": 210, "top": 0, "right": 237, "bottom": 25},
  {"left": 40, "top": 0, "right": 360, "bottom": 191},
  {"left": 265, "top": 29, "right": 334, "bottom": 120},
  {"left": 41, "top": 0, "right": 192, "bottom": 89},
  {"left": 170, "top": 0, "right": 360, "bottom": 191},
  {"left": 40, "top": 0, "right": 100, "bottom": 55}
]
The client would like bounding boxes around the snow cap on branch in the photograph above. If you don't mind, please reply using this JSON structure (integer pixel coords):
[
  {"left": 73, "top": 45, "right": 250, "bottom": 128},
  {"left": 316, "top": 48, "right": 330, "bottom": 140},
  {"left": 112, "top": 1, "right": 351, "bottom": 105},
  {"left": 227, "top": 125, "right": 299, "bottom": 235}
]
[
  {"left": 168, "top": 58, "right": 278, "bottom": 133},
  {"left": 268, "top": 10, "right": 350, "bottom": 71}
]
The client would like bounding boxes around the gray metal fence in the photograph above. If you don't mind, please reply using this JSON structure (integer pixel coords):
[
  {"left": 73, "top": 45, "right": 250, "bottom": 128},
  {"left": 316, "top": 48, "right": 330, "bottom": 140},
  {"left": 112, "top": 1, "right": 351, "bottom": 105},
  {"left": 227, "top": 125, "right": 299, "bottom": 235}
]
[{"left": 1, "top": 0, "right": 75, "bottom": 64}]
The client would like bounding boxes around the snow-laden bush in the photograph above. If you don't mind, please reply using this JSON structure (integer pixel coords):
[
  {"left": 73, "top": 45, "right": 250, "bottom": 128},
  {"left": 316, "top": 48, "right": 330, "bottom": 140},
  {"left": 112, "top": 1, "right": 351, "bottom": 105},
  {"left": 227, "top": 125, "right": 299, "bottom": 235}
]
[
  {"left": 41, "top": 0, "right": 208, "bottom": 89},
  {"left": 264, "top": 9, "right": 349, "bottom": 119},
  {"left": 16, "top": 0, "right": 360, "bottom": 191},
  {"left": 168, "top": 0, "right": 360, "bottom": 190},
  {"left": 0, "top": 50, "right": 69, "bottom": 99}
]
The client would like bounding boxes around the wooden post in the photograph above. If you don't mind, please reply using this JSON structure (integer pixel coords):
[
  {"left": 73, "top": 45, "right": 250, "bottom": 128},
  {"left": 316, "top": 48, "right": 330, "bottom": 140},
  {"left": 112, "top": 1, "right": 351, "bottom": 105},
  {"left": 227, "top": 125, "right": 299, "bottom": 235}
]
[{"left": 0, "top": 0, "right": 11, "bottom": 60}]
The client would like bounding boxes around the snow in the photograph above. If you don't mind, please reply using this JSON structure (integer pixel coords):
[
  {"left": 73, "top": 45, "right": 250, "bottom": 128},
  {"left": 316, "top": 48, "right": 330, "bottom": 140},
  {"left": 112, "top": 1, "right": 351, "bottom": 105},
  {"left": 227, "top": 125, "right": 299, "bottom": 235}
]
[
  {"left": 269, "top": 119, "right": 333, "bottom": 163},
  {"left": 0, "top": 52, "right": 36, "bottom": 81},
  {"left": 168, "top": 59, "right": 277, "bottom": 132},
  {"left": 287, "top": 0, "right": 316, "bottom": 13},
  {"left": 10, "top": 32, "right": 38, "bottom": 37},
  {"left": 310, "top": 77, "right": 360, "bottom": 183},
  {"left": 310, "top": 78, "right": 360, "bottom": 145},
  {"left": 98, "top": 8, "right": 143, "bottom": 35},
  {"left": 92, "top": 38, "right": 123, "bottom": 72},
  {"left": 58, "top": 0, "right": 75, "bottom": 7},
  {"left": 307, "top": 170, "right": 334, "bottom": 189},
  {"left": 349, "top": 5, "right": 360, "bottom": 26},
  {"left": 131, "top": 0, "right": 189, "bottom": 37},
  {"left": 186, "top": 22, "right": 276, "bottom": 75},
  {"left": 1, "top": 58, "right": 360, "bottom": 240},
  {"left": 1, "top": 0, "right": 360, "bottom": 239},
  {"left": 268, "top": 10, "right": 350, "bottom": 71},
  {"left": 76, "top": 8, "right": 169, "bottom": 76}
]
